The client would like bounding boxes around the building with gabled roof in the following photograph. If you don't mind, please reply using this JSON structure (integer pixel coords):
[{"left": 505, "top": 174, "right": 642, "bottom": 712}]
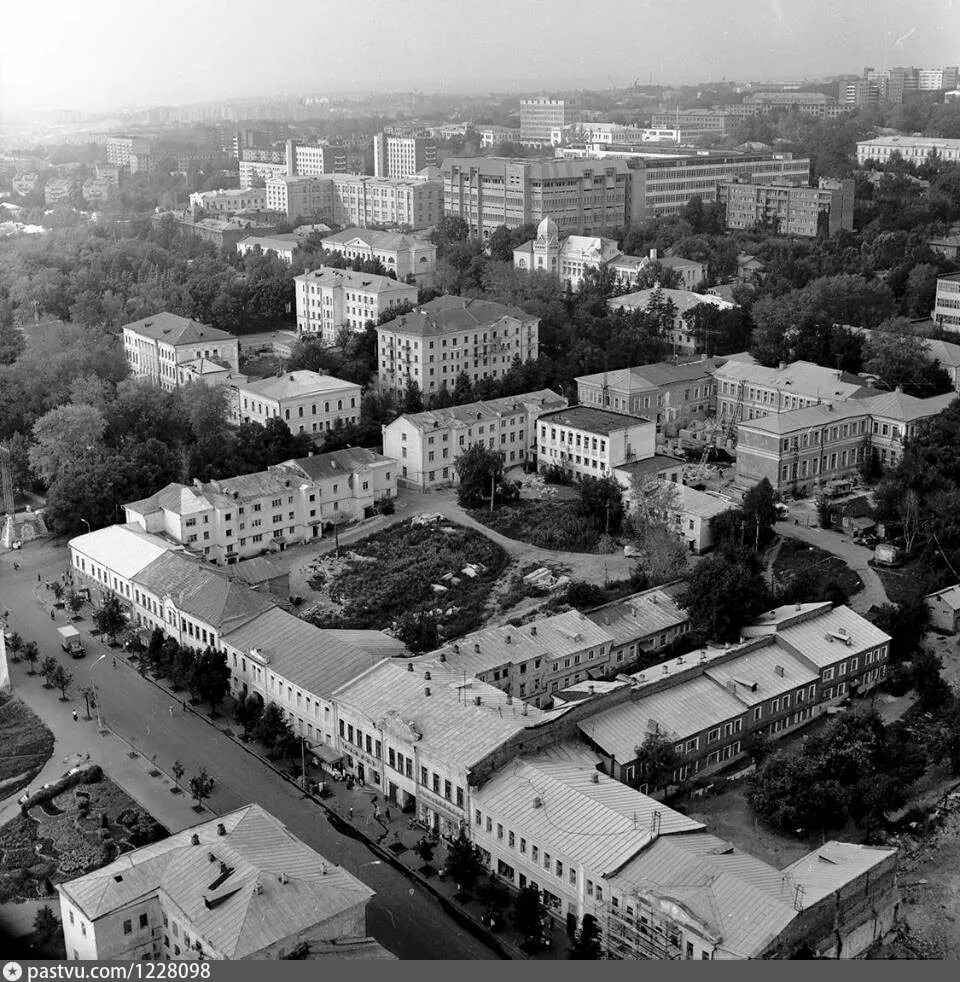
[
  {"left": 319, "top": 228, "right": 437, "bottom": 283},
  {"left": 512, "top": 217, "right": 621, "bottom": 291},
  {"left": 122, "top": 312, "right": 240, "bottom": 392},
  {"left": 382, "top": 388, "right": 565, "bottom": 489},
  {"left": 56, "top": 804, "right": 385, "bottom": 961},
  {"left": 924, "top": 583, "right": 960, "bottom": 634},
  {"left": 236, "top": 370, "right": 361, "bottom": 435},
  {"left": 585, "top": 584, "right": 691, "bottom": 666}
]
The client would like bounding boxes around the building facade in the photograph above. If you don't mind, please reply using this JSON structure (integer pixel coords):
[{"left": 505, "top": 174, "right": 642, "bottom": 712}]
[
  {"left": 189, "top": 188, "right": 268, "bottom": 215},
  {"left": 512, "top": 217, "right": 621, "bottom": 290},
  {"left": 536, "top": 406, "right": 656, "bottom": 480},
  {"left": 373, "top": 133, "right": 438, "bottom": 178},
  {"left": 856, "top": 136, "right": 960, "bottom": 166},
  {"left": 236, "top": 371, "right": 361, "bottom": 434},
  {"left": 608, "top": 288, "right": 737, "bottom": 355},
  {"left": 520, "top": 98, "right": 579, "bottom": 144},
  {"left": 934, "top": 272, "right": 960, "bottom": 332},
  {"left": 718, "top": 177, "right": 855, "bottom": 237},
  {"left": 319, "top": 228, "right": 437, "bottom": 283}
]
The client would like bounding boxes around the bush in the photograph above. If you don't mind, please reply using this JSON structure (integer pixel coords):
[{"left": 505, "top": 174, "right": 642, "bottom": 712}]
[{"left": 20, "top": 764, "right": 102, "bottom": 814}]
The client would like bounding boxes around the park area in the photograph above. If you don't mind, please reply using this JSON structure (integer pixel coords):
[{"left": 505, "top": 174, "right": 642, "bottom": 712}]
[
  {"left": 0, "top": 696, "right": 54, "bottom": 802},
  {"left": 304, "top": 518, "right": 510, "bottom": 640}
]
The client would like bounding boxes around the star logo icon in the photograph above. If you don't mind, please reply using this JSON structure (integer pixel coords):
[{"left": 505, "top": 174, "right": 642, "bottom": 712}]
[{"left": 3, "top": 963, "right": 23, "bottom": 981}]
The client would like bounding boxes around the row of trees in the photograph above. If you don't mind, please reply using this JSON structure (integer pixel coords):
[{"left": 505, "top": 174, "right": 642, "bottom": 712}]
[{"left": 139, "top": 628, "right": 231, "bottom": 714}]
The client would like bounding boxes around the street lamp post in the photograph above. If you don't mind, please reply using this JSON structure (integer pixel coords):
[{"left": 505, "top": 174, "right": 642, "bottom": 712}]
[
  {"left": 80, "top": 518, "right": 91, "bottom": 535},
  {"left": 90, "top": 652, "right": 107, "bottom": 729}
]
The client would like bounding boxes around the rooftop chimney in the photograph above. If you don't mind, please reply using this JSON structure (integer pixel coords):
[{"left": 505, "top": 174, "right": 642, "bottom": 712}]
[
  {"left": 775, "top": 665, "right": 785, "bottom": 677},
  {"left": 407, "top": 661, "right": 414, "bottom": 671},
  {"left": 505, "top": 634, "right": 511, "bottom": 644},
  {"left": 649, "top": 248, "right": 658, "bottom": 261}
]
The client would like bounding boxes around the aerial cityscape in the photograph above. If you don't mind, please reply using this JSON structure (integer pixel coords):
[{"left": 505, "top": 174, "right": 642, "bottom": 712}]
[{"left": 3, "top": 0, "right": 960, "bottom": 964}]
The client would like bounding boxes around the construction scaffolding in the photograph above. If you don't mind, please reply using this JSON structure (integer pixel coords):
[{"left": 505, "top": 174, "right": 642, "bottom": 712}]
[{"left": 602, "top": 892, "right": 684, "bottom": 960}]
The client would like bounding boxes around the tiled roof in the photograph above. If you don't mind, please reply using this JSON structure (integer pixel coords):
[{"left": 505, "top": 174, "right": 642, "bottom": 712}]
[
  {"left": 538, "top": 405, "right": 652, "bottom": 435},
  {"left": 585, "top": 585, "right": 690, "bottom": 646},
  {"left": 122, "top": 312, "right": 236, "bottom": 345},
  {"left": 396, "top": 390, "right": 565, "bottom": 432},
  {"left": 69, "top": 524, "right": 176, "bottom": 581},
  {"left": 238, "top": 371, "right": 359, "bottom": 401},
  {"left": 377, "top": 295, "right": 538, "bottom": 336},
  {"left": 56, "top": 804, "right": 373, "bottom": 959},
  {"left": 222, "top": 608, "right": 394, "bottom": 700}
]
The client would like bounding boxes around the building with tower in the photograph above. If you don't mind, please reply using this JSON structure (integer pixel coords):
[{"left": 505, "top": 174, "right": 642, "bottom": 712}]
[{"left": 512, "top": 217, "right": 621, "bottom": 291}]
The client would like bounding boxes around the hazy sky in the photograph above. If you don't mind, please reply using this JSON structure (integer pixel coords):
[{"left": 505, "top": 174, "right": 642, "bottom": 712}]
[{"left": 3, "top": 0, "right": 960, "bottom": 114}]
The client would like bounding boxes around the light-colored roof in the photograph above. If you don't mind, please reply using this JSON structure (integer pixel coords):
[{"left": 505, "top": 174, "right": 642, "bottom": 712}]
[
  {"left": 321, "top": 228, "right": 432, "bottom": 252},
  {"left": 237, "top": 234, "right": 298, "bottom": 252},
  {"left": 613, "top": 454, "right": 685, "bottom": 484},
  {"left": 714, "top": 359, "right": 868, "bottom": 402},
  {"left": 859, "top": 135, "right": 960, "bottom": 149},
  {"left": 609, "top": 288, "right": 735, "bottom": 316},
  {"left": 294, "top": 266, "right": 414, "bottom": 294},
  {"left": 223, "top": 608, "right": 394, "bottom": 699},
  {"left": 122, "top": 312, "right": 236, "bottom": 346},
  {"left": 582, "top": 675, "right": 748, "bottom": 761},
  {"left": 425, "top": 611, "right": 614, "bottom": 676},
  {"left": 736, "top": 399, "right": 871, "bottom": 436},
  {"left": 780, "top": 841, "right": 897, "bottom": 907},
  {"left": 538, "top": 405, "right": 652, "bottom": 435},
  {"left": 860, "top": 389, "right": 956, "bottom": 423},
  {"left": 69, "top": 524, "right": 176, "bottom": 581},
  {"left": 577, "top": 360, "right": 716, "bottom": 392},
  {"left": 56, "top": 804, "right": 373, "bottom": 959},
  {"left": 125, "top": 483, "right": 208, "bottom": 518},
  {"left": 225, "top": 556, "right": 285, "bottom": 586},
  {"left": 377, "top": 295, "right": 538, "bottom": 337},
  {"left": 670, "top": 484, "right": 736, "bottom": 520},
  {"left": 332, "top": 660, "right": 550, "bottom": 770},
  {"left": 394, "top": 390, "right": 565, "bottom": 432},
  {"left": 474, "top": 759, "right": 703, "bottom": 876},
  {"left": 925, "top": 584, "right": 960, "bottom": 609},
  {"left": 238, "top": 370, "right": 359, "bottom": 402},
  {"left": 585, "top": 585, "right": 689, "bottom": 646},
  {"left": 773, "top": 604, "right": 891, "bottom": 668},
  {"left": 278, "top": 447, "right": 394, "bottom": 482},
  {"left": 134, "top": 552, "right": 275, "bottom": 633},
  {"left": 703, "top": 645, "right": 818, "bottom": 705}
]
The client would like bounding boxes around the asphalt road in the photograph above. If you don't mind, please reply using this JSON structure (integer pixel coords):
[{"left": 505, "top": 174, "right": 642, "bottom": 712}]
[{"left": 1, "top": 540, "right": 498, "bottom": 961}]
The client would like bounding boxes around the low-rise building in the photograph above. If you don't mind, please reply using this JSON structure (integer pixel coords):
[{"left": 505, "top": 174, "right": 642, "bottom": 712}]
[
  {"left": 666, "top": 485, "right": 736, "bottom": 554},
  {"left": 927, "top": 235, "right": 960, "bottom": 261},
  {"left": 236, "top": 371, "right": 361, "bottom": 434},
  {"left": 124, "top": 448, "right": 396, "bottom": 564},
  {"left": 122, "top": 312, "right": 240, "bottom": 392},
  {"left": 44, "top": 178, "right": 75, "bottom": 205},
  {"left": 584, "top": 584, "right": 691, "bottom": 666},
  {"left": 925, "top": 584, "right": 960, "bottom": 634},
  {"left": 608, "top": 288, "right": 737, "bottom": 355},
  {"left": 189, "top": 187, "right": 268, "bottom": 216},
  {"left": 512, "top": 218, "right": 621, "bottom": 291},
  {"left": 536, "top": 406, "right": 656, "bottom": 480},
  {"left": 382, "top": 389, "right": 566, "bottom": 489},
  {"left": 320, "top": 228, "right": 437, "bottom": 283},
  {"left": 235, "top": 233, "right": 301, "bottom": 263},
  {"left": 377, "top": 296, "right": 540, "bottom": 399},
  {"left": 57, "top": 804, "right": 381, "bottom": 961},
  {"left": 718, "top": 177, "right": 855, "bottom": 237},
  {"left": 294, "top": 266, "right": 417, "bottom": 341},
  {"left": 424, "top": 612, "right": 615, "bottom": 708},
  {"left": 81, "top": 177, "right": 115, "bottom": 203},
  {"left": 576, "top": 359, "right": 718, "bottom": 426},
  {"left": 170, "top": 214, "right": 278, "bottom": 250},
  {"left": 857, "top": 136, "right": 960, "bottom": 167},
  {"left": 934, "top": 272, "right": 960, "bottom": 333}
]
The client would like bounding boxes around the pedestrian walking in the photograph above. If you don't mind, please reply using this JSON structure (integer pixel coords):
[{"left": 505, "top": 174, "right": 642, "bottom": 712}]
[
  {"left": 50, "top": 609, "right": 55, "bottom": 620},
  {"left": 112, "top": 658, "right": 116, "bottom": 668},
  {"left": 72, "top": 710, "right": 78, "bottom": 722},
  {"left": 168, "top": 705, "right": 174, "bottom": 717},
  {"left": 349, "top": 806, "right": 354, "bottom": 820},
  {"left": 385, "top": 806, "right": 391, "bottom": 821},
  {"left": 37, "top": 573, "right": 41, "bottom": 583}
]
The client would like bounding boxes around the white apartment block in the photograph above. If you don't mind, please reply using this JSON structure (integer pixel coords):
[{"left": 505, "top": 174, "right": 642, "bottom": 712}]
[
  {"left": 382, "top": 389, "right": 567, "bottom": 489},
  {"left": 520, "top": 98, "right": 579, "bottom": 143},
  {"left": 266, "top": 175, "right": 331, "bottom": 218},
  {"left": 239, "top": 159, "right": 289, "bottom": 188},
  {"left": 294, "top": 266, "right": 418, "bottom": 342},
  {"left": 373, "top": 133, "right": 438, "bottom": 179},
  {"left": 537, "top": 406, "right": 656, "bottom": 481},
  {"left": 856, "top": 136, "right": 960, "bottom": 166},
  {"left": 104, "top": 136, "right": 151, "bottom": 167},
  {"left": 376, "top": 296, "right": 540, "bottom": 398},
  {"left": 934, "top": 272, "right": 960, "bottom": 332},
  {"left": 189, "top": 187, "right": 268, "bottom": 215},
  {"left": 124, "top": 448, "right": 397, "bottom": 564},
  {"left": 121, "top": 312, "right": 240, "bottom": 392},
  {"left": 320, "top": 228, "right": 437, "bottom": 283},
  {"left": 236, "top": 371, "right": 361, "bottom": 434}
]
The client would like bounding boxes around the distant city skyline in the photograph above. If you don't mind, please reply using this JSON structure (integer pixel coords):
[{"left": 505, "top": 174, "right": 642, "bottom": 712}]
[{"left": 2, "top": 0, "right": 960, "bottom": 116}]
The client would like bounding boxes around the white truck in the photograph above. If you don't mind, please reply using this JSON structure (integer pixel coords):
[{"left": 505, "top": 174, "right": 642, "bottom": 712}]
[{"left": 57, "top": 625, "right": 84, "bottom": 658}]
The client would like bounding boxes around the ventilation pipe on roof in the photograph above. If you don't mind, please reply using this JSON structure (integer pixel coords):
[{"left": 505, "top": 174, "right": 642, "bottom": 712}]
[
  {"left": 453, "top": 643, "right": 460, "bottom": 654},
  {"left": 278, "top": 872, "right": 289, "bottom": 884},
  {"left": 591, "top": 772, "right": 600, "bottom": 783}
]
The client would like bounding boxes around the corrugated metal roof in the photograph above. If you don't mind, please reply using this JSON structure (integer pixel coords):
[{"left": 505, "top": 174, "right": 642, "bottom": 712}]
[
  {"left": 774, "top": 604, "right": 891, "bottom": 668},
  {"left": 586, "top": 586, "right": 689, "bottom": 647},
  {"left": 925, "top": 584, "right": 960, "bottom": 609},
  {"left": 780, "top": 841, "right": 896, "bottom": 906},
  {"left": 57, "top": 805, "right": 372, "bottom": 959},
  {"left": 240, "top": 371, "right": 359, "bottom": 402},
  {"left": 704, "top": 645, "right": 818, "bottom": 704}
]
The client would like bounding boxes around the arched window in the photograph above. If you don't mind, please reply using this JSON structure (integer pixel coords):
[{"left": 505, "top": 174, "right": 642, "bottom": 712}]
[{"left": 337, "top": 400, "right": 343, "bottom": 410}]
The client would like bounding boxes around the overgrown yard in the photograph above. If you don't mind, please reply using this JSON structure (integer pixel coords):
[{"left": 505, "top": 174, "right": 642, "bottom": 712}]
[
  {"left": 0, "top": 697, "right": 54, "bottom": 800},
  {"left": 0, "top": 775, "right": 166, "bottom": 904},
  {"left": 305, "top": 519, "right": 509, "bottom": 640},
  {"left": 773, "top": 537, "right": 864, "bottom": 599},
  {"left": 468, "top": 500, "right": 614, "bottom": 553}
]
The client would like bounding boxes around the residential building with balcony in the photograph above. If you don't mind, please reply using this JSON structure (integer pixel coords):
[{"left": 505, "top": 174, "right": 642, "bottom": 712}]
[
  {"left": 294, "top": 266, "right": 417, "bottom": 341},
  {"left": 104, "top": 136, "right": 151, "bottom": 167},
  {"left": 718, "top": 177, "right": 855, "bottom": 237},
  {"left": 236, "top": 371, "right": 361, "bottom": 434},
  {"left": 122, "top": 312, "right": 240, "bottom": 392},
  {"left": 382, "top": 389, "right": 566, "bottom": 489},
  {"left": 319, "top": 228, "right": 437, "bottom": 283},
  {"left": 57, "top": 804, "right": 380, "bottom": 961},
  {"left": 376, "top": 296, "right": 540, "bottom": 399},
  {"left": 934, "top": 272, "right": 960, "bottom": 332},
  {"left": 536, "top": 406, "right": 656, "bottom": 481}
]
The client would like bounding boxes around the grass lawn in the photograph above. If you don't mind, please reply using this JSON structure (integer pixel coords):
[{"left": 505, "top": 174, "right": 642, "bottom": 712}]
[
  {"left": 239, "top": 353, "right": 283, "bottom": 379},
  {"left": 307, "top": 519, "right": 509, "bottom": 640},
  {"left": 468, "top": 499, "right": 609, "bottom": 553},
  {"left": 0, "top": 696, "right": 54, "bottom": 799},
  {"left": 773, "top": 538, "right": 864, "bottom": 599},
  {"left": 0, "top": 775, "right": 166, "bottom": 903}
]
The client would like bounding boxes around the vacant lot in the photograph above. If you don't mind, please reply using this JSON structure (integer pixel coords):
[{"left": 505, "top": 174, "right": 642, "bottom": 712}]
[
  {"left": 773, "top": 538, "right": 864, "bottom": 599},
  {"left": 469, "top": 500, "right": 613, "bottom": 553},
  {"left": 305, "top": 519, "right": 510, "bottom": 640},
  {"left": 0, "top": 697, "right": 54, "bottom": 800},
  {"left": 0, "top": 775, "right": 166, "bottom": 903}
]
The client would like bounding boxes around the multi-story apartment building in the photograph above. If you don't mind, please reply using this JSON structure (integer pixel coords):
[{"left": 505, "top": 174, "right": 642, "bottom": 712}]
[
  {"left": 441, "top": 156, "right": 632, "bottom": 238},
  {"left": 44, "top": 178, "right": 75, "bottom": 205},
  {"left": 236, "top": 371, "right": 361, "bottom": 434},
  {"left": 80, "top": 177, "right": 115, "bottom": 203},
  {"left": 373, "top": 133, "right": 438, "bottom": 178},
  {"left": 57, "top": 805, "right": 377, "bottom": 962},
  {"left": 583, "top": 602, "right": 890, "bottom": 792},
  {"left": 376, "top": 295, "right": 540, "bottom": 399},
  {"left": 122, "top": 312, "right": 240, "bottom": 392},
  {"left": 718, "top": 177, "right": 855, "bottom": 237},
  {"left": 577, "top": 359, "right": 719, "bottom": 427},
  {"left": 713, "top": 358, "right": 870, "bottom": 425},
  {"left": 741, "top": 91, "right": 844, "bottom": 117},
  {"left": 266, "top": 174, "right": 442, "bottom": 229},
  {"left": 536, "top": 406, "right": 656, "bottom": 481},
  {"left": 286, "top": 140, "right": 354, "bottom": 177},
  {"left": 319, "top": 228, "right": 437, "bottom": 283},
  {"left": 188, "top": 187, "right": 268, "bottom": 215},
  {"left": 585, "top": 584, "right": 690, "bottom": 665},
  {"left": 239, "top": 158, "right": 289, "bottom": 187},
  {"left": 382, "top": 389, "right": 566, "bottom": 488},
  {"left": 918, "top": 66, "right": 960, "bottom": 90},
  {"left": 124, "top": 447, "right": 397, "bottom": 564},
  {"left": 934, "top": 272, "right": 960, "bottom": 332},
  {"left": 294, "top": 266, "right": 418, "bottom": 341},
  {"left": 520, "top": 98, "right": 579, "bottom": 144},
  {"left": 332, "top": 659, "right": 549, "bottom": 838},
  {"left": 424, "top": 612, "right": 615, "bottom": 708},
  {"left": 735, "top": 389, "right": 956, "bottom": 494},
  {"left": 650, "top": 109, "right": 733, "bottom": 135},
  {"left": 512, "top": 217, "right": 621, "bottom": 290},
  {"left": 856, "top": 136, "right": 960, "bottom": 166},
  {"left": 104, "top": 136, "right": 151, "bottom": 167},
  {"left": 608, "top": 288, "right": 737, "bottom": 355}
]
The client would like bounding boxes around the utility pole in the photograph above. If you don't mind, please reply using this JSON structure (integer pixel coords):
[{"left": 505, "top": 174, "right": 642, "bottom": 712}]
[{"left": 490, "top": 468, "right": 496, "bottom": 513}]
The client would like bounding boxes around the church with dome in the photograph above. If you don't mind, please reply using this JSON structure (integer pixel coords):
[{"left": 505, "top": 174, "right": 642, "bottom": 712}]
[{"left": 512, "top": 216, "right": 622, "bottom": 291}]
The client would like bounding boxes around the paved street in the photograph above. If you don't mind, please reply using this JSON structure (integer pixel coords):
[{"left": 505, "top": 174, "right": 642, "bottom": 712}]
[{"left": 0, "top": 541, "right": 499, "bottom": 961}]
